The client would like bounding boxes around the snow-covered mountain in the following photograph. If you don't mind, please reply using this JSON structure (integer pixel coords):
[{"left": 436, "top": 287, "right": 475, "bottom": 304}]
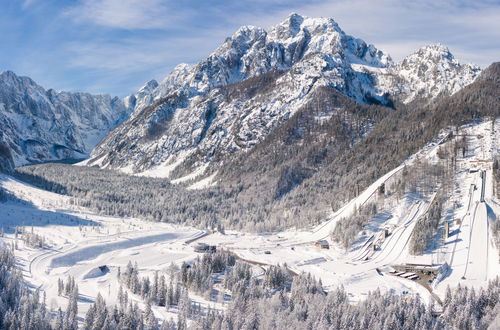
[
  {"left": 0, "top": 70, "right": 132, "bottom": 168},
  {"left": 127, "top": 14, "right": 396, "bottom": 114},
  {"left": 88, "top": 13, "right": 481, "bottom": 179},
  {"left": 384, "top": 44, "right": 481, "bottom": 103}
]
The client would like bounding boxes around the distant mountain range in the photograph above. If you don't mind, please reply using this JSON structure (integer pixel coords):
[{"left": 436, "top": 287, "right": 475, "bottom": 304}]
[{"left": 0, "top": 70, "right": 132, "bottom": 172}]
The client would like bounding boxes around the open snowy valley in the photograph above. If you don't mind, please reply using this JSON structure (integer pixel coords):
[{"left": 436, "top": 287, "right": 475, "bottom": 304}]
[{"left": 1, "top": 118, "right": 500, "bottom": 328}]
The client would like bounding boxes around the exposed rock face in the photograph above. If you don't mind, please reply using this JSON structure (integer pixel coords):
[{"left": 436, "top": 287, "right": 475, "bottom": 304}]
[{"left": 0, "top": 70, "right": 132, "bottom": 167}]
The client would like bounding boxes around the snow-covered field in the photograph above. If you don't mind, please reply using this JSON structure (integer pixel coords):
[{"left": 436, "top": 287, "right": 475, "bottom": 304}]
[
  {"left": 1, "top": 119, "right": 499, "bottom": 323},
  {"left": 0, "top": 174, "right": 206, "bottom": 321}
]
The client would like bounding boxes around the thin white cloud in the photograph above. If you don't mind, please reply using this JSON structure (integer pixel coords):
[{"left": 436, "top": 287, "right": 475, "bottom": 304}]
[
  {"left": 64, "top": 0, "right": 191, "bottom": 30},
  {"left": 22, "top": 0, "right": 37, "bottom": 8}
]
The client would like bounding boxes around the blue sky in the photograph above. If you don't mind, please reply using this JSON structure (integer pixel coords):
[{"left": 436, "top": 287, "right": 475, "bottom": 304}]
[{"left": 1, "top": 0, "right": 499, "bottom": 97}]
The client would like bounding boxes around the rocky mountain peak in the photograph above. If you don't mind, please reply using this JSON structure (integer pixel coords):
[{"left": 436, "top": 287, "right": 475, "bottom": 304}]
[
  {"left": 400, "top": 44, "right": 455, "bottom": 69},
  {"left": 0, "top": 70, "right": 44, "bottom": 95},
  {"left": 390, "top": 43, "right": 481, "bottom": 103},
  {"left": 270, "top": 12, "right": 306, "bottom": 39},
  {"left": 127, "top": 13, "right": 392, "bottom": 114},
  {"left": 140, "top": 80, "right": 159, "bottom": 94},
  {"left": 284, "top": 12, "right": 304, "bottom": 36},
  {"left": 418, "top": 43, "right": 452, "bottom": 56}
]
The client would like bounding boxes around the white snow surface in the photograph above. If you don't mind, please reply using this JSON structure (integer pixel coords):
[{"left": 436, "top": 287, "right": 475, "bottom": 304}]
[{"left": 1, "top": 120, "right": 499, "bottom": 324}]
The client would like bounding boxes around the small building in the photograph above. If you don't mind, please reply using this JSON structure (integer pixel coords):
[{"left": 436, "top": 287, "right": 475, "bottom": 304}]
[
  {"left": 315, "top": 240, "right": 330, "bottom": 249},
  {"left": 194, "top": 243, "right": 208, "bottom": 252},
  {"left": 383, "top": 228, "right": 390, "bottom": 238},
  {"left": 393, "top": 263, "right": 444, "bottom": 276},
  {"left": 194, "top": 243, "right": 217, "bottom": 253}
]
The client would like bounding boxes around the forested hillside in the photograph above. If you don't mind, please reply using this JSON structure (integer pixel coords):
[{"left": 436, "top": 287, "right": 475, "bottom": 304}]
[{"left": 259, "top": 62, "right": 500, "bottom": 226}]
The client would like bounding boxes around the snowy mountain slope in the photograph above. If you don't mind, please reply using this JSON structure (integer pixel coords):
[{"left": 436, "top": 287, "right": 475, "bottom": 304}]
[
  {"left": 0, "top": 70, "right": 132, "bottom": 167},
  {"left": 87, "top": 14, "right": 394, "bottom": 175},
  {"left": 88, "top": 14, "right": 481, "bottom": 181}
]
